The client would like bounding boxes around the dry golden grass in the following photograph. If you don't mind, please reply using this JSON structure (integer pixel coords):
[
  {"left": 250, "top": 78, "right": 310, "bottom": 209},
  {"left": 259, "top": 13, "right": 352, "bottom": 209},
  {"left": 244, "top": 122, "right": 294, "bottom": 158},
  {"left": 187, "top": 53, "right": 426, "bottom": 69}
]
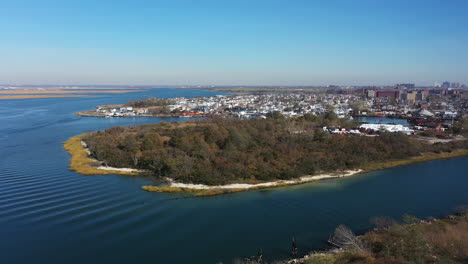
[
  {"left": 424, "top": 220, "right": 468, "bottom": 258},
  {"left": 63, "top": 134, "right": 138, "bottom": 176},
  {"left": 361, "top": 149, "right": 468, "bottom": 171}
]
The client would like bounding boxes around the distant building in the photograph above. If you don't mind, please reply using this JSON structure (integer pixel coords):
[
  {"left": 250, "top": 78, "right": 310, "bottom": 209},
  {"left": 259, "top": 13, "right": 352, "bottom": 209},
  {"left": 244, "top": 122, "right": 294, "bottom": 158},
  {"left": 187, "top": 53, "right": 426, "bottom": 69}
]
[
  {"left": 451, "top": 82, "right": 460, "bottom": 88},
  {"left": 376, "top": 90, "right": 400, "bottom": 99},
  {"left": 442, "top": 81, "right": 451, "bottom": 88},
  {"left": 415, "top": 90, "right": 429, "bottom": 101},
  {"left": 396, "top": 83, "right": 415, "bottom": 89},
  {"left": 366, "top": 90, "right": 376, "bottom": 98},
  {"left": 401, "top": 91, "right": 416, "bottom": 102}
]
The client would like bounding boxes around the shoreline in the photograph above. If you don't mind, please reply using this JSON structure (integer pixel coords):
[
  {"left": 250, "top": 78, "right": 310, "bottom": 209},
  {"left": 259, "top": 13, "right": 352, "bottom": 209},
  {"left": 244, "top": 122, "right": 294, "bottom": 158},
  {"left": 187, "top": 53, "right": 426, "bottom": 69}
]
[
  {"left": 63, "top": 134, "right": 141, "bottom": 176},
  {"left": 141, "top": 149, "right": 468, "bottom": 196},
  {"left": 0, "top": 95, "right": 93, "bottom": 100},
  {"left": 64, "top": 134, "right": 468, "bottom": 196},
  {"left": 75, "top": 110, "right": 190, "bottom": 118},
  {"left": 141, "top": 170, "right": 363, "bottom": 196}
]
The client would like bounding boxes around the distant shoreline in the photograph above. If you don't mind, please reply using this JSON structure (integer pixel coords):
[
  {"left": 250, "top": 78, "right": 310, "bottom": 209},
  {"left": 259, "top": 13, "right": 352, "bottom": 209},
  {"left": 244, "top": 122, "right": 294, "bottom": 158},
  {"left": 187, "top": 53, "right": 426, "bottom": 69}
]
[
  {"left": 0, "top": 89, "right": 146, "bottom": 100},
  {"left": 0, "top": 95, "right": 94, "bottom": 100},
  {"left": 63, "top": 134, "right": 468, "bottom": 196}
]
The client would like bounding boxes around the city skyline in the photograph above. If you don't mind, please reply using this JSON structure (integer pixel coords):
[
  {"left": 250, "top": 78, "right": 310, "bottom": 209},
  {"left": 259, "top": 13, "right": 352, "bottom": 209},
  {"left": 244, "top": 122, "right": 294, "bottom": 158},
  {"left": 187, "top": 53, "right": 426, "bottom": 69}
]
[{"left": 1, "top": 0, "right": 467, "bottom": 85}]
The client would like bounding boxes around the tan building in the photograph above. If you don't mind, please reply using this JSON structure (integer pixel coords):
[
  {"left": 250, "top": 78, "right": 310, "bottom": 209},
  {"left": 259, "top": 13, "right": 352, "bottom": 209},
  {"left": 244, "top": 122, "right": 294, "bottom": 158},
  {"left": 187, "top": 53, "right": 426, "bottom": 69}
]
[{"left": 401, "top": 91, "right": 416, "bottom": 102}]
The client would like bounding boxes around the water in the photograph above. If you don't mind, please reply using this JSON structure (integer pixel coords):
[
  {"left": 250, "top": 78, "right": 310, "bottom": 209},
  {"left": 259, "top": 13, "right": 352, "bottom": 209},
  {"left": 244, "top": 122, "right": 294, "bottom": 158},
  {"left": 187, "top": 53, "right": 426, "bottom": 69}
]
[
  {"left": 0, "top": 88, "right": 467, "bottom": 264},
  {"left": 354, "top": 116, "right": 409, "bottom": 125}
]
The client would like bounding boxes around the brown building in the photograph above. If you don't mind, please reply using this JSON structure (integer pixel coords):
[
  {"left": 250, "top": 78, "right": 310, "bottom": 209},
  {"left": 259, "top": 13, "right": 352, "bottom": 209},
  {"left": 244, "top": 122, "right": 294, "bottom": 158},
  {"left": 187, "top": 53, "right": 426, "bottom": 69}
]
[{"left": 376, "top": 90, "right": 400, "bottom": 99}]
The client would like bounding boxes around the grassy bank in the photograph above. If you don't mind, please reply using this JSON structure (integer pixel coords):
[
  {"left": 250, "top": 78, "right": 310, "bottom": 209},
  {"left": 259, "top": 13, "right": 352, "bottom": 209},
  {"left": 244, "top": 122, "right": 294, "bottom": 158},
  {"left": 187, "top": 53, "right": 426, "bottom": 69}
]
[
  {"left": 361, "top": 149, "right": 468, "bottom": 171},
  {"left": 63, "top": 134, "right": 139, "bottom": 176},
  {"left": 301, "top": 212, "right": 468, "bottom": 264}
]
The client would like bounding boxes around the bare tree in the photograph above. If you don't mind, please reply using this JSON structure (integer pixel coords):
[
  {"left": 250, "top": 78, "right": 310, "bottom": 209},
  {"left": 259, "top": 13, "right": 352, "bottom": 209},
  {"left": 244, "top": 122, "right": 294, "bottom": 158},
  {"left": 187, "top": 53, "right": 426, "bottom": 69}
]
[
  {"left": 329, "top": 225, "right": 367, "bottom": 253},
  {"left": 257, "top": 248, "right": 263, "bottom": 263}
]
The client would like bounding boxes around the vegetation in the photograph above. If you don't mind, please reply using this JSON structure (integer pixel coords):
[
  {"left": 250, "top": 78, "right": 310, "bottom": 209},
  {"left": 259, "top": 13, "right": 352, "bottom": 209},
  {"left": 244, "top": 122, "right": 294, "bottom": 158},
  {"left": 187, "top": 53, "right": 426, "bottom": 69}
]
[
  {"left": 333, "top": 211, "right": 468, "bottom": 264},
  {"left": 235, "top": 210, "right": 468, "bottom": 264},
  {"left": 63, "top": 134, "right": 138, "bottom": 176},
  {"left": 81, "top": 112, "right": 468, "bottom": 185},
  {"left": 124, "top": 97, "right": 175, "bottom": 108}
]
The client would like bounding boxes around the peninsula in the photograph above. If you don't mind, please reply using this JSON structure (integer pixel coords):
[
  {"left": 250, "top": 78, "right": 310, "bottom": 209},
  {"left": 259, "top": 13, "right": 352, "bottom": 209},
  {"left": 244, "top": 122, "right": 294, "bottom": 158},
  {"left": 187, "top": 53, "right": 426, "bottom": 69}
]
[{"left": 65, "top": 112, "right": 468, "bottom": 196}]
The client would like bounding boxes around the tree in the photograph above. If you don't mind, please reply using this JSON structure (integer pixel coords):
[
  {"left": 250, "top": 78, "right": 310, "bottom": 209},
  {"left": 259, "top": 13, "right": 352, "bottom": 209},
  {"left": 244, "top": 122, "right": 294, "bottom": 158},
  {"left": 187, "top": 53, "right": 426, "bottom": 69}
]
[
  {"left": 266, "top": 111, "right": 284, "bottom": 119},
  {"left": 370, "top": 216, "right": 398, "bottom": 229},
  {"left": 329, "top": 225, "right": 367, "bottom": 253},
  {"left": 402, "top": 214, "right": 420, "bottom": 224},
  {"left": 349, "top": 101, "right": 364, "bottom": 114}
]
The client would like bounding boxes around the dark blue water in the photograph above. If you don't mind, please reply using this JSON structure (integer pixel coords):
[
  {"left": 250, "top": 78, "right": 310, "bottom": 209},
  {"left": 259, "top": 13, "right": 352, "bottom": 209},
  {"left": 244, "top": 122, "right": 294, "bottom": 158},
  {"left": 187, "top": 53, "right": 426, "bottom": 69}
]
[{"left": 0, "top": 88, "right": 467, "bottom": 264}]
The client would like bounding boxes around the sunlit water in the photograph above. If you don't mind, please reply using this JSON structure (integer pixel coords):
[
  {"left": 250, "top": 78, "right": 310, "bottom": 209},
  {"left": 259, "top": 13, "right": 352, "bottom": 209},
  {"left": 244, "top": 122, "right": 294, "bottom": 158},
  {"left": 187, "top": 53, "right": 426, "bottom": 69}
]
[{"left": 0, "top": 88, "right": 467, "bottom": 264}]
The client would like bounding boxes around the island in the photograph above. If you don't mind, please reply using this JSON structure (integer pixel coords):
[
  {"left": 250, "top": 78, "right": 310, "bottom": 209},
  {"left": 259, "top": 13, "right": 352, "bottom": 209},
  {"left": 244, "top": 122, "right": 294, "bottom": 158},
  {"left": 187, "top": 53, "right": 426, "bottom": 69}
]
[{"left": 64, "top": 111, "right": 468, "bottom": 196}]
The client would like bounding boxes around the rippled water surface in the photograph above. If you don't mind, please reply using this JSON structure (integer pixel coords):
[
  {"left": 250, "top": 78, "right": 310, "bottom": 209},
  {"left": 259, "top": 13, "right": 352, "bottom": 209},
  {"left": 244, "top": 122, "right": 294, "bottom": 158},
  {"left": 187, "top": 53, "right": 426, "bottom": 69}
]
[{"left": 1, "top": 88, "right": 467, "bottom": 264}]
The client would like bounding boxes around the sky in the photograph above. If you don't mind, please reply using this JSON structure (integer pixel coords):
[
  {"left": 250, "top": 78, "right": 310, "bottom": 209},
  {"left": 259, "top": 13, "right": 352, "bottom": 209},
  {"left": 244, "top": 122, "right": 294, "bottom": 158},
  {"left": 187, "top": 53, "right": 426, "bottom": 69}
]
[{"left": 0, "top": 0, "right": 467, "bottom": 86}]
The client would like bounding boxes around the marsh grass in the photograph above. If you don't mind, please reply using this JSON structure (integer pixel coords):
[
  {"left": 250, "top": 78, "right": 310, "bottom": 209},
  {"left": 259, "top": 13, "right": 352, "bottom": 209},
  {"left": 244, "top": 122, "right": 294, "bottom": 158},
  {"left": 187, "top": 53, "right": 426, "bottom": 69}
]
[
  {"left": 63, "top": 134, "right": 138, "bottom": 176},
  {"left": 360, "top": 149, "right": 468, "bottom": 171}
]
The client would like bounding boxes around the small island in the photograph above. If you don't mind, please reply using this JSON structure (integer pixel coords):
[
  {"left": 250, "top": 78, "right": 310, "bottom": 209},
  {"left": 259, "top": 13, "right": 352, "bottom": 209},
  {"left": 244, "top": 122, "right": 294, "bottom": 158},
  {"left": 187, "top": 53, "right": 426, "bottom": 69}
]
[{"left": 65, "top": 112, "right": 468, "bottom": 196}]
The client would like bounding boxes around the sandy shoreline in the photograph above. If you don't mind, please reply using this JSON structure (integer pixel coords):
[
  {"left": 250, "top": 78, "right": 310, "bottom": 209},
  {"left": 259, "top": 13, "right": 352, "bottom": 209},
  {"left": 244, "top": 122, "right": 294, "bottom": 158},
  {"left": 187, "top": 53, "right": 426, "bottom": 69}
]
[
  {"left": 166, "top": 170, "right": 362, "bottom": 190},
  {"left": 96, "top": 166, "right": 142, "bottom": 172}
]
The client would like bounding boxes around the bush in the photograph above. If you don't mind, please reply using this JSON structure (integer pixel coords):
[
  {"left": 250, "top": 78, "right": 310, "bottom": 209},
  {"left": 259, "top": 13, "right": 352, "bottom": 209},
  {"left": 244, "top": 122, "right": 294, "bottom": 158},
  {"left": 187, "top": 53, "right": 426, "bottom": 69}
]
[{"left": 304, "top": 254, "right": 336, "bottom": 264}]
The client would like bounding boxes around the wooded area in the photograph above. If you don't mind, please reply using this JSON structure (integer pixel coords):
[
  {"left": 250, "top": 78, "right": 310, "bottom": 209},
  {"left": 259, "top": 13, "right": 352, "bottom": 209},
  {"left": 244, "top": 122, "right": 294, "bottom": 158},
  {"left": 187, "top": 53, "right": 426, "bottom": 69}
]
[
  {"left": 83, "top": 113, "right": 468, "bottom": 185},
  {"left": 124, "top": 97, "right": 175, "bottom": 108}
]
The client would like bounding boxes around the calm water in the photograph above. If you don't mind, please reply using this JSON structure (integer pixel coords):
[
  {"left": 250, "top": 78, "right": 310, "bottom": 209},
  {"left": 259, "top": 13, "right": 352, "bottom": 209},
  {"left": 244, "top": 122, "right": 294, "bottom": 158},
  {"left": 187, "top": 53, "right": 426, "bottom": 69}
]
[
  {"left": 354, "top": 116, "right": 410, "bottom": 125},
  {"left": 0, "top": 88, "right": 467, "bottom": 264}
]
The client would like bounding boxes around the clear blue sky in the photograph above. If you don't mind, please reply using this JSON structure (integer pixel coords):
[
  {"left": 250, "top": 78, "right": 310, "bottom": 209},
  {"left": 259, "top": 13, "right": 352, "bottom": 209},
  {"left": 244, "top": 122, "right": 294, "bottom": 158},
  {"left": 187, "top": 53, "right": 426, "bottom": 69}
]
[{"left": 1, "top": 0, "right": 467, "bottom": 86}]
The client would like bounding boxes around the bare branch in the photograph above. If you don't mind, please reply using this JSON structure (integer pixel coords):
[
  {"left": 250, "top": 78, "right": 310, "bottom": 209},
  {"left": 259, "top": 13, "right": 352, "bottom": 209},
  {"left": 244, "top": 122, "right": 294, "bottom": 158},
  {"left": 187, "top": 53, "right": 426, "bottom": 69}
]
[{"left": 329, "top": 225, "right": 367, "bottom": 253}]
